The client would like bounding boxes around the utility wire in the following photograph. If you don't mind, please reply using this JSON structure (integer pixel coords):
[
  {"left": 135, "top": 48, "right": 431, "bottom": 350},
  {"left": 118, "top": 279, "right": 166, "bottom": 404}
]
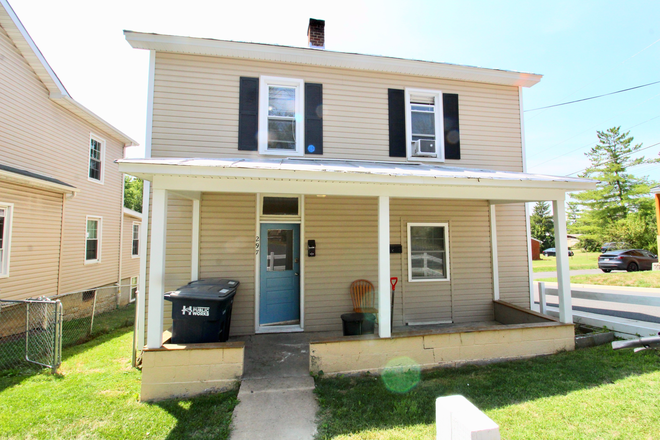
[
  {"left": 564, "top": 141, "right": 660, "bottom": 176},
  {"left": 525, "top": 80, "right": 660, "bottom": 112}
]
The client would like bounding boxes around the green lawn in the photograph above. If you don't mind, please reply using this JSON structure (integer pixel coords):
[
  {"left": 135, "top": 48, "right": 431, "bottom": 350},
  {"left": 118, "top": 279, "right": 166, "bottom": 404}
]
[
  {"left": 315, "top": 345, "right": 660, "bottom": 439},
  {"left": 537, "top": 270, "right": 660, "bottom": 288},
  {"left": 0, "top": 328, "right": 238, "bottom": 439},
  {"left": 533, "top": 251, "right": 600, "bottom": 273}
]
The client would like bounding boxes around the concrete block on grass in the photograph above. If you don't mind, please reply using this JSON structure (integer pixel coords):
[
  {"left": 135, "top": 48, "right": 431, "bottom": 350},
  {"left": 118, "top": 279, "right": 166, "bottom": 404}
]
[{"left": 436, "top": 395, "right": 500, "bottom": 440}]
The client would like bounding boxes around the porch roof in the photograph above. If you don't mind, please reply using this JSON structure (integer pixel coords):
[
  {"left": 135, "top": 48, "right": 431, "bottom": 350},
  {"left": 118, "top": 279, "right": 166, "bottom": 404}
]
[{"left": 118, "top": 157, "right": 596, "bottom": 195}]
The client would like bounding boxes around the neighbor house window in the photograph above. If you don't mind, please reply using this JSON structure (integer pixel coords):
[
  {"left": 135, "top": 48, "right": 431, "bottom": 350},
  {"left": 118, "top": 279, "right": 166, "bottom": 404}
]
[
  {"left": 130, "top": 276, "right": 138, "bottom": 302},
  {"left": 405, "top": 89, "right": 444, "bottom": 161},
  {"left": 85, "top": 217, "right": 101, "bottom": 263},
  {"left": 258, "top": 76, "right": 304, "bottom": 155},
  {"left": 132, "top": 223, "right": 140, "bottom": 257},
  {"left": 407, "top": 223, "right": 449, "bottom": 282},
  {"left": 88, "top": 135, "right": 105, "bottom": 183},
  {"left": 0, "top": 204, "right": 13, "bottom": 277}
]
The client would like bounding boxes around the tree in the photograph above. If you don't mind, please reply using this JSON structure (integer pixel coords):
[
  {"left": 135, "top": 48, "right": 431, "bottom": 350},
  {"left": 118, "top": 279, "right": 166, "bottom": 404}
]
[
  {"left": 124, "top": 176, "right": 143, "bottom": 213},
  {"left": 571, "top": 127, "right": 658, "bottom": 251},
  {"left": 530, "top": 201, "right": 555, "bottom": 250}
]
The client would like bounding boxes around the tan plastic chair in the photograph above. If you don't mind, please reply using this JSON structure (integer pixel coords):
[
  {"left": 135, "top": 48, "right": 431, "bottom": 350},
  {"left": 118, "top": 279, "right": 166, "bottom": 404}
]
[{"left": 350, "top": 279, "right": 378, "bottom": 315}]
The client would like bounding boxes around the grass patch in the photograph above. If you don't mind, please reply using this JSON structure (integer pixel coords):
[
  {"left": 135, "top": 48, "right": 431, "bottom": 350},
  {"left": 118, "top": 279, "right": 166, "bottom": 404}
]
[
  {"left": 0, "top": 327, "right": 238, "bottom": 439},
  {"left": 537, "top": 270, "right": 660, "bottom": 288},
  {"left": 533, "top": 251, "right": 600, "bottom": 273},
  {"left": 315, "top": 345, "right": 660, "bottom": 439}
]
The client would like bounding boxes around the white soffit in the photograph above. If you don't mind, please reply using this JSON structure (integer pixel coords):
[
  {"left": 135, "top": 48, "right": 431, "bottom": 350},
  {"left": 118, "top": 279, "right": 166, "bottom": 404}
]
[
  {"left": 651, "top": 186, "right": 660, "bottom": 194},
  {"left": 124, "top": 31, "right": 543, "bottom": 88},
  {"left": 0, "top": 0, "right": 138, "bottom": 147},
  {"left": 116, "top": 157, "right": 597, "bottom": 191}
]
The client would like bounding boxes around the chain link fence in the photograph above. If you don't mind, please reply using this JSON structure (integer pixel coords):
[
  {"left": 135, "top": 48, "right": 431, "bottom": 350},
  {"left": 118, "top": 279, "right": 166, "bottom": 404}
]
[
  {"left": 0, "top": 284, "right": 136, "bottom": 372},
  {"left": 0, "top": 298, "right": 62, "bottom": 372}
]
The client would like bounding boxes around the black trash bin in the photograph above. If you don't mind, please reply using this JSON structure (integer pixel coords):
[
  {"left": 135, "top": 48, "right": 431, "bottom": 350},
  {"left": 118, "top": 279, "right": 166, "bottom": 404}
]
[
  {"left": 341, "top": 312, "right": 376, "bottom": 336},
  {"left": 165, "top": 279, "right": 239, "bottom": 344}
]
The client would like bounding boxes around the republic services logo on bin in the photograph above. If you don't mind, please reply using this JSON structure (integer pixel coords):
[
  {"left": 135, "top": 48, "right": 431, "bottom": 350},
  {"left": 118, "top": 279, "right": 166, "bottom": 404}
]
[{"left": 181, "top": 305, "right": 210, "bottom": 316}]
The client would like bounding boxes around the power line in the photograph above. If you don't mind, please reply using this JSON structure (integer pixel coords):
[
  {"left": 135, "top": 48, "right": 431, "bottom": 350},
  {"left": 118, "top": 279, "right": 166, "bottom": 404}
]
[
  {"left": 525, "top": 80, "right": 660, "bottom": 112},
  {"left": 564, "top": 141, "right": 660, "bottom": 176}
]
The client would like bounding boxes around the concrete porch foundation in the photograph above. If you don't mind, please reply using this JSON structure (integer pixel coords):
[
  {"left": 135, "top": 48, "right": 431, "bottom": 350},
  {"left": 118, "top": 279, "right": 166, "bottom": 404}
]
[
  {"left": 310, "top": 301, "right": 574, "bottom": 376},
  {"left": 140, "top": 341, "right": 244, "bottom": 401}
]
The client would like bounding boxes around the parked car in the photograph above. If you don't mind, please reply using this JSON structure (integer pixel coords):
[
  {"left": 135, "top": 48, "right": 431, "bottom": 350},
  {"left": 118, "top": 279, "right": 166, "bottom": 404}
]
[
  {"left": 600, "top": 242, "right": 630, "bottom": 253},
  {"left": 598, "top": 249, "right": 658, "bottom": 272},
  {"left": 542, "top": 248, "right": 574, "bottom": 257}
]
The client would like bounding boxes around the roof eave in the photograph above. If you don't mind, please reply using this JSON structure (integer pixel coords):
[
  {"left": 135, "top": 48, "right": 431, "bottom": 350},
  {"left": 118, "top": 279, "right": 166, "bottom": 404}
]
[
  {"left": 0, "top": 1, "right": 138, "bottom": 147},
  {"left": 0, "top": 168, "right": 78, "bottom": 195},
  {"left": 124, "top": 31, "right": 542, "bottom": 88},
  {"left": 116, "top": 160, "right": 597, "bottom": 193}
]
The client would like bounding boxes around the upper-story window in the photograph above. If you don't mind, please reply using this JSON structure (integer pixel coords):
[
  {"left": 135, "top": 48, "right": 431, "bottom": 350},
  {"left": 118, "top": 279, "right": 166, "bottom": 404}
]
[
  {"left": 88, "top": 134, "right": 105, "bottom": 183},
  {"left": 258, "top": 76, "right": 305, "bottom": 156},
  {"left": 405, "top": 89, "right": 444, "bottom": 161},
  {"left": 85, "top": 216, "right": 102, "bottom": 263},
  {"left": 0, "top": 203, "right": 13, "bottom": 277}
]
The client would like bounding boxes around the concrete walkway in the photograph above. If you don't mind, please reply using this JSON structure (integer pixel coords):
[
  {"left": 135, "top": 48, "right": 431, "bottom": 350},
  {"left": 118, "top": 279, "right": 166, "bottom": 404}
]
[{"left": 229, "top": 333, "right": 319, "bottom": 440}]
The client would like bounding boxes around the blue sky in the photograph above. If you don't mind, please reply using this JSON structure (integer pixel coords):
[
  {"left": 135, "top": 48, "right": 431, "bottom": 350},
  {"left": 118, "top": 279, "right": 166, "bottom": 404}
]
[{"left": 8, "top": 0, "right": 660, "bottom": 183}]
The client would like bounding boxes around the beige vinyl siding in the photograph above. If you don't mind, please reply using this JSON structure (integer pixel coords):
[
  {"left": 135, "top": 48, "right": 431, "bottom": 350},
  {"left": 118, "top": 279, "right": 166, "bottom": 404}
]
[
  {"left": 121, "top": 213, "right": 141, "bottom": 281},
  {"left": 496, "top": 203, "right": 531, "bottom": 307},
  {"left": 199, "top": 193, "right": 256, "bottom": 336},
  {"left": 150, "top": 52, "right": 523, "bottom": 172},
  {"left": 304, "top": 196, "right": 378, "bottom": 332},
  {"left": 0, "top": 22, "right": 125, "bottom": 296},
  {"left": 390, "top": 198, "right": 494, "bottom": 325},
  {"left": 0, "top": 182, "right": 63, "bottom": 300},
  {"left": 144, "top": 193, "right": 193, "bottom": 335}
]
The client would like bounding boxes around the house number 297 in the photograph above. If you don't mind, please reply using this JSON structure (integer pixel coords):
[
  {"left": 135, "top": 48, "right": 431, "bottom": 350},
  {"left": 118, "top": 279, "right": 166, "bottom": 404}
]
[{"left": 255, "top": 236, "right": 260, "bottom": 255}]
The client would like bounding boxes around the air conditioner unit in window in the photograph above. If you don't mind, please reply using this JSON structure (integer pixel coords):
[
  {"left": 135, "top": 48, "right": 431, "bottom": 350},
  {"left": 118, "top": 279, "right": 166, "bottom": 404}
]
[{"left": 412, "top": 139, "right": 437, "bottom": 158}]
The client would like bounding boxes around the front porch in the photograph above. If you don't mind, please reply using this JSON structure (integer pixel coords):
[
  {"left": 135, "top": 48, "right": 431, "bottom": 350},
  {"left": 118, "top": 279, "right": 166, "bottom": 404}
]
[{"left": 118, "top": 157, "right": 595, "bottom": 401}]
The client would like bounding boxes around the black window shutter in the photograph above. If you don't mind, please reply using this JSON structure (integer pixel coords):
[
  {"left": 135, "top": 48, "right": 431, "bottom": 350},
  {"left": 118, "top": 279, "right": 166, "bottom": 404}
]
[
  {"left": 443, "top": 93, "right": 460, "bottom": 160},
  {"left": 238, "top": 77, "right": 259, "bottom": 151},
  {"left": 388, "top": 89, "right": 406, "bottom": 157},
  {"left": 305, "top": 83, "right": 323, "bottom": 155}
]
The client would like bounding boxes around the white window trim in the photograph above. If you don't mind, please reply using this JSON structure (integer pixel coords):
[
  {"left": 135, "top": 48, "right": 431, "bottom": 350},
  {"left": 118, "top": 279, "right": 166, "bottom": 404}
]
[
  {"left": 85, "top": 216, "right": 102, "bottom": 264},
  {"left": 258, "top": 76, "right": 305, "bottom": 156},
  {"left": 405, "top": 88, "right": 445, "bottom": 162},
  {"left": 0, "top": 202, "right": 14, "bottom": 278},
  {"left": 88, "top": 133, "right": 106, "bottom": 184},
  {"left": 407, "top": 222, "right": 450, "bottom": 282},
  {"left": 131, "top": 222, "right": 141, "bottom": 258},
  {"left": 130, "top": 276, "right": 138, "bottom": 303}
]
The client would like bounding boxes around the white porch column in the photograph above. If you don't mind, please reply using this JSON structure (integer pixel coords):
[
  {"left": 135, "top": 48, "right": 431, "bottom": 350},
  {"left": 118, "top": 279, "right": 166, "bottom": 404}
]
[
  {"left": 489, "top": 204, "right": 500, "bottom": 301},
  {"left": 378, "top": 195, "right": 391, "bottom": 338},
  {"left": 553, "top": 199, "right": 572, "bottom": 324},
  {"left": 191, "top": 199, "right": 200, "bottom": 281},
  {"left": 147, "top": 189, "right": 168, "bottom": 349}
]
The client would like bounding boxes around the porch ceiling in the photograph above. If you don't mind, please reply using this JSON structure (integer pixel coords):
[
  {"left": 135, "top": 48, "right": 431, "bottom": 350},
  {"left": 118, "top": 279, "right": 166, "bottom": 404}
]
[{"left": 117, "top": 157, "right": 597, "bottom": 202}]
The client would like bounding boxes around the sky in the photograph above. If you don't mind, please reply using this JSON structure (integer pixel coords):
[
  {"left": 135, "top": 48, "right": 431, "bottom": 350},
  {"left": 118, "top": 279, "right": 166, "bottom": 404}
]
[{"left": 7, "top": 0, "right": 660, "bottom": 183}]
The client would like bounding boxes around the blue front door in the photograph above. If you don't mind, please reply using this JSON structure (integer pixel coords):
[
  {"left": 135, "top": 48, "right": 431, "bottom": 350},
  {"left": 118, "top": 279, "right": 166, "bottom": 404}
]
[{"left": 259, "top": 223, "right": 300, "bottom": 326}]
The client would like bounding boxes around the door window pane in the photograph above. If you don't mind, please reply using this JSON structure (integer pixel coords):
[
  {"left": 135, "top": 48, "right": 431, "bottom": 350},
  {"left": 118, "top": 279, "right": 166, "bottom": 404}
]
[
  {"left": 410, "top": 225, "right": 447, "bottom": 280},
  {"left": 262, "top": 197, "right": 299, "bottom": 216},
  {"left": 267, "top": 229, "right": 293, "bottom": 271}
]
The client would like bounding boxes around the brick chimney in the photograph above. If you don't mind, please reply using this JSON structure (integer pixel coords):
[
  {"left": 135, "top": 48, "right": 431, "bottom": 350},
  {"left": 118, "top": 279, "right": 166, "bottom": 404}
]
[{"left": 307, "top": 18, "right": 325, "bottom": 49}]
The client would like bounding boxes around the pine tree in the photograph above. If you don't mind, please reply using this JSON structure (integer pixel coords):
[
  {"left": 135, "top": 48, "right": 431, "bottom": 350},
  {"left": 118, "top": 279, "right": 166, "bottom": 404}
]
[
  {"left": 571, "top": 127, "right": 658, "bottom": 251},
  {"left": 530, "top": 201, "right": 555, "bottom": 250}
]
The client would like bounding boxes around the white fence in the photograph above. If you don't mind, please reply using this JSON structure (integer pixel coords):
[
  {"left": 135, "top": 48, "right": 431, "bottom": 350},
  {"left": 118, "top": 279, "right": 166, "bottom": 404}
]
[{"left": 538, "top": 282, "right": 660, "bottom": 338}]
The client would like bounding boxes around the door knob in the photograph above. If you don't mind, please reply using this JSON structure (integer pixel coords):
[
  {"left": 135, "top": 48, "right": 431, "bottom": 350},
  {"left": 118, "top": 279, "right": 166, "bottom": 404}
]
[{"left": 294, "top": 273, "right": 299, "bottom": 276}]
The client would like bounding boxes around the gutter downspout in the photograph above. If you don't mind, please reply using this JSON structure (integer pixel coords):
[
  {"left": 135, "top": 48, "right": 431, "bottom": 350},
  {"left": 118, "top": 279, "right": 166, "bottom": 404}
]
[
  {"left": 118, "top": 174, "right": 125, "bottom": 307},
  {"left": 56, "top": 193, "right": 66, "bottom": 296}
]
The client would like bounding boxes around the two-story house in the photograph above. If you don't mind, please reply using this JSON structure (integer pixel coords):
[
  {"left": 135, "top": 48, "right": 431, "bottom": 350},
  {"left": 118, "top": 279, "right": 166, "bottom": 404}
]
[
  {"left": 0, "top": 0, "right": 140, "bottom": 314},
  {"left": 119, "top": 20, "right": 596, "bottom": 401}
]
